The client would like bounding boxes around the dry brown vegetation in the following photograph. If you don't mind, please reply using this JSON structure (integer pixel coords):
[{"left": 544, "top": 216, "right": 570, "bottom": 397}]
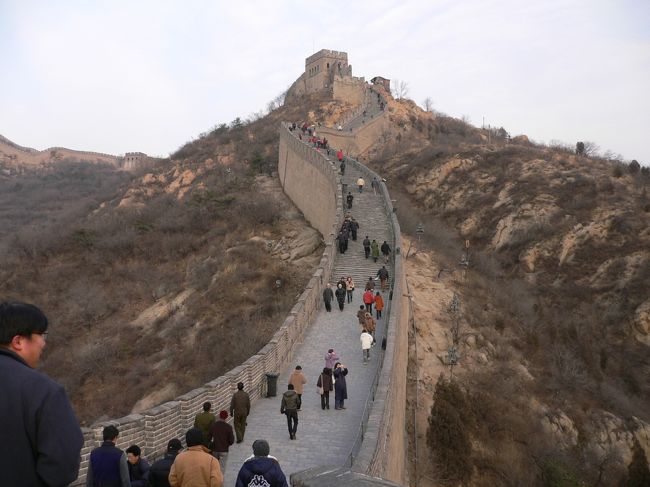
[
  {"left": 372, "top": 97, "right": 650, "bottom": 485},
  {"left": 0, "top": 95, "right": 329, "bottom": 423}
]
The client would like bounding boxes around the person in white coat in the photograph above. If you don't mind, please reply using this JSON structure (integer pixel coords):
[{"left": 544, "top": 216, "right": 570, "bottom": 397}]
[{"left": 360, "top": 329, "right": 373, "bottom": 364}]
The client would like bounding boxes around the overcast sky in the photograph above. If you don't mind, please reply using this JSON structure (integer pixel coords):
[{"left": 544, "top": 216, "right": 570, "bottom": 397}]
[{"left": 2, "top": 0, "right": 649, "bottom": 163}]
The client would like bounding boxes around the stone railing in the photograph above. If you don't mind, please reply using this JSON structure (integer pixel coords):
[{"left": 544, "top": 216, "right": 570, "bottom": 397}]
[{"left": 74, "top": 127, "right": 343, "bottom": 485}]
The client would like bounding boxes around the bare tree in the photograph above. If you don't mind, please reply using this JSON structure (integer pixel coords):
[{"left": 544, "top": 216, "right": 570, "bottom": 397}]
[
  {"left": 392, "top": 79, "right": 410, "bottom": 99},
  {"left": 422, "top": 97, "right": 434, "bottom": 112},
  {"left": 582, "top": 141, "right": 600, "bottom": 157}
]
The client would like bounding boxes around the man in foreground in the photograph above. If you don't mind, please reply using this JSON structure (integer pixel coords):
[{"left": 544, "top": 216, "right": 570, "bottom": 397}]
[
  {"left": 169, "top": 428, "right": 223, "bottom": 487},
  {"left": 235, "top": 440, "right": 288, "bottom": 487},
  {"left": 0, "top": 301, "right": 84, "bottom": 487}
]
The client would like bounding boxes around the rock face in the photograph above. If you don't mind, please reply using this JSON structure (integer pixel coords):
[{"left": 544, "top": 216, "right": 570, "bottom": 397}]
[
  {"left": 373, "top": 95, "right": 650, "bottom": 484},
  {"left": 634, "top": 299, "right": 650, "bottom": 346}
]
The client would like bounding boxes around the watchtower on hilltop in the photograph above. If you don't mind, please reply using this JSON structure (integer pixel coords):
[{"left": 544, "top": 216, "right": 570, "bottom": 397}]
[
  {"left": 286, "top": 49, "right": 360, "bottom": 100},
  {"left": 304, "top": 49, "right": 352, "bottom": 93}
]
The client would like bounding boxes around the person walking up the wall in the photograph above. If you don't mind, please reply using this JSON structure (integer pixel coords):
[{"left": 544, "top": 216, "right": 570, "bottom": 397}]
[
  {"left": 288, "top": 365, "right": 307, "bottom": 410},
  {"left": 357, "top": 305, "right": 367, "bottom": 328},
  {"left": 364, "top": 276, "right": 375, "bottom": 292},
  {"left": 377, "top": 265, "right": 389, "bottom": 292},
  {"left": 316, "top": 367, "right": 333, "bottom": 410},
  {"left": 230, "top": 382, "right": 251, "bottom": 444},
  {"left": 371, "top": 239, "right": 380, "bottom": 262},
  {"left": 381, "top": 240, "right": 392, "bottom": 264},
  {"left": 169, "top": 428, "right": 223, "bottom": 487},
  {"left": 208, "top": 411, "right": 234, "bottom": 473},
  {"left": 333, "top": 363, "right": 349, "bottom": 410},
  {"left": 335, "top": 283, "right": 346, "bottom": 311},
  {"left": 194, "top": 402, "right": 216, "bottom": 447},
  {"left": 345, "top": 276, "right": 355, "bottom": 304},
  {"left": 235, "top": 440, "right": 288, "bottom": 487},
  {"left": 323, "top": 283, "right": 334, "bottom": 312},
  {"left": 360, "top": 329, "right": 373, "bottom": 364},
  {"left": 363, "top": 288, "right": 375, "bottom": 314},
  {"left": 363, "top": 236, "right": 371, "bottom": 259},
  {"left": 371, "top": 177, "right": 380, "bottom": 194},
  {"left": 356, "top": 176, "right": 365, "bottom": 192},
  {"left": 374, "top": 291, "right": 384, "bottom": 320},
  {"left": 364, "top": 312, "right": 377, "bottom": 342},
  {"left": 280, "top": 384, "right": 300, "bottom": 440},
  {"left": 346, "top": 191, "right": 354, "bottom": 209}
]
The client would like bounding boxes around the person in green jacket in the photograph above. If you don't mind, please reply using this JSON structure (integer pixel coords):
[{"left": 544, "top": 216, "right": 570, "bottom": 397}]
[
  {"left": 370, "top": 239, "right": 380, "bottom": 263},
  {"left": 193, "top": 402, "right": 215, "bottom": 447}
]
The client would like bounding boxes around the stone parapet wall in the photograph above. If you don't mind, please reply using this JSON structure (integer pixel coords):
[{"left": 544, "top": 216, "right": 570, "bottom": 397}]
[
  {"left": 319, "top": 111, "right": 389, "bottom": 157},
  {"left": 73, "top": 126, "right": 342, "bottom": 485}
]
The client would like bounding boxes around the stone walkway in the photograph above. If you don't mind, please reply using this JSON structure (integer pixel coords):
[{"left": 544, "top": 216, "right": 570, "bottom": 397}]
[
  {"left": 223, "top": 162, "right": 393, "bottom": 485},
  {"left": 343, "top": 88, "right": 384, "bottom": 132}
]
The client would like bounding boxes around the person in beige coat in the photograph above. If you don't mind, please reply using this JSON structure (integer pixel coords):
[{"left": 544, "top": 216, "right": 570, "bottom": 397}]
[
  {"left": 288, "top": 365, "right": 307, "bottom": 410},
  {"left": 169, "top": 428, "right": 223, "bottom": 487}
]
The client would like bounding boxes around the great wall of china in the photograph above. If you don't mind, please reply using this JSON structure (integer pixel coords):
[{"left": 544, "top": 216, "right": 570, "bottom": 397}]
[{"left": 58, "top": 48, "right": 411, "bottom": 486}]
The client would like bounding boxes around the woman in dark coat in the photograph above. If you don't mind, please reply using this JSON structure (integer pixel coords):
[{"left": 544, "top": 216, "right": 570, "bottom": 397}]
[
  {"left": 335, "top": 284, "right": 346, "bottom": 311},
  {"left": 316, "top": 367, "right": 333, "bottom": 410},
  {"left": 333, "top": 362, "right": 348, "bottom": 409}
]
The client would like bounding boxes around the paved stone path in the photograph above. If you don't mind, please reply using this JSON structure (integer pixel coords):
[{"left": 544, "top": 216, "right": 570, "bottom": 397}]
[{"left": 223, "top": 161, "right": 393, "bottom": 485}]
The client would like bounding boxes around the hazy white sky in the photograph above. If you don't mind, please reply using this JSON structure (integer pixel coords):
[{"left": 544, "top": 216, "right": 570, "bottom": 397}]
[{"left": 2, "top": 0, "right": 649, "bottom": 163}]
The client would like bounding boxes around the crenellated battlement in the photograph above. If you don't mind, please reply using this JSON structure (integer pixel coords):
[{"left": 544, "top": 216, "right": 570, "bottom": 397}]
[{"left": 305, "top": 49, "right": 348, "bottom": 66}]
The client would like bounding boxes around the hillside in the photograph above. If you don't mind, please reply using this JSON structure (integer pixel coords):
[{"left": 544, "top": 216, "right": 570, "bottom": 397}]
[
  {"left": 0, "top": 93, "right": 341, "bottom": 423},
  {"left": 369, "top": 95, "right": 650, "bottom": 485}
]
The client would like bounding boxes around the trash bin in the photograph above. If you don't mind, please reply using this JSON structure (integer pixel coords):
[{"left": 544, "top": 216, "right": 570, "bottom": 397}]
[{"left": 266, "top": 373, "right": 280, "bottom": 397}]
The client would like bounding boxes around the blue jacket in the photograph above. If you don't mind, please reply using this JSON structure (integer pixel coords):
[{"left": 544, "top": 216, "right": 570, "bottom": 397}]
[
  {"left": 0, "top": 348, "right": 83, "bottom": 487},
  {"left": 235, "top": 456, "right": 288, "bottom": 487},
  {"left": 86, "top": 442, "right": 130, "bottom": 487}
]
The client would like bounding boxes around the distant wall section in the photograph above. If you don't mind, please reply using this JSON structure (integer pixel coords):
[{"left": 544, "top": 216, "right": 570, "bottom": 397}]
[{"left": 278, "top": 126, "right": 341, "bottom": 239}]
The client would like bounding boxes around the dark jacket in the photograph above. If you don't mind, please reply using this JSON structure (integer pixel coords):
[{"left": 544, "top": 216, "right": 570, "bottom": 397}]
[
  {"left": 335, "top": 287, "right": 346, "bottom": 303},
  {"left": 0, "top": 348, "right": 83, "bottom": 487},
  {"left": 362, "top": 237, "right": 371, "bottom": 249},
  {"left": 208, "top": 420, "right": 234, "bottom": 452},
  {"left": 334, "top": 367, "right": 348, "bottom": 400},
  {"left": 235, "top": 456, "right": 288, "bottom": 487},
  {"left": 148, "top": 452, "right": 178, "bottom": 487},
  {"left": 128, "top": 458, "right": 150, "bottom": 487},
  {"left": 230, "top": 390, "right": 251, "bottom": 417},
  {"left": 316, "top": 371, "right": 333, "bottom": 392},
  {"left": 322, "top": 287, "right": 334, "bottom": 303},
  {"left": 381, "top": 242, "right": 391, "bottom": 255},
  {"left": 280, "top": 390, "right": 300, "bottom": 412},
  {"left": 86, "top": 441, "right": 130, "bottom": 487}
]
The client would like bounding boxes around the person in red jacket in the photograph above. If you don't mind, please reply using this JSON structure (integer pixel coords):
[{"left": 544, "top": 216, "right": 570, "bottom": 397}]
[{"left": 363, "top": 289, "right": 375, "bottom": 313}]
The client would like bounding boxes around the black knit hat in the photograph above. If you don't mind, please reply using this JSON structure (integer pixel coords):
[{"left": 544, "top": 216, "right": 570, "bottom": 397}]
[
  {"left": 167, "top": 438, "right": 182, "bottom": 452},
  {"left": 252, "top": 439, "right": 270, "bottom": 456},
  {"left": 185, "top": 428, "right": 203, "bottom": 447}
]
